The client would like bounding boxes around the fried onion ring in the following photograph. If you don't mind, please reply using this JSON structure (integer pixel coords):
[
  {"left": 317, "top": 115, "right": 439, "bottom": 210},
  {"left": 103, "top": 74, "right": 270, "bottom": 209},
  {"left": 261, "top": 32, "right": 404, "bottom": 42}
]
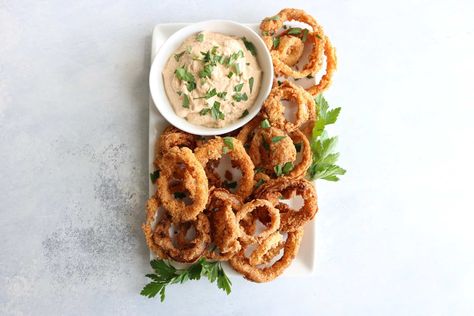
[
  {"left": 248, "top": 231, "right": 283, "bottom": 266},
  {"left": 277, "top": 35, "right": 305, "bottom": 67},
  {"left": 156, "top": 147, "right": 208, "bottom": 222},
  {"left": 262, "top": 81, "right": 316, "bottom": 132},
  {"left": 142, "top": 196, "right": 168, "bottom": 259},
  {"left": 152, "top": 212, "right": 210, "bottom": 263},
  {"left": 249, "top": 127, "right": 297, "bottom": 171},
  {"left": 154, "top": 125, "right": 197, "bottom": 167},
  {"left": 305, "top": 36, "right": 337, "bottom": 96},
  {"left": 229, "top": 228, "right": 304, "bottom": 283},
  {"left": 194, "top": 137, "right": 255, "bottom": 199},
  {"left": 256, "top": 177, "right": 318, "bottom": 232},
  {"left": 236, "top": 199, "right": 280, "bottom": 244}
]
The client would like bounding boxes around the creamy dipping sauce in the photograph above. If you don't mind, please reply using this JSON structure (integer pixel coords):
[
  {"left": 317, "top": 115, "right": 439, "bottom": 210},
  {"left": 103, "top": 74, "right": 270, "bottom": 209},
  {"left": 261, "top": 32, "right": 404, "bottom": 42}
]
[{"left": 162, "top": 31, "right": 262, "bottom": 128}]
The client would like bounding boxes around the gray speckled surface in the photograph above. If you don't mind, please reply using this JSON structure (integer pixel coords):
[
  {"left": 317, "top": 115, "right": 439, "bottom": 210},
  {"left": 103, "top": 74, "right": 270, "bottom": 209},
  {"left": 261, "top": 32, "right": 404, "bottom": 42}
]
[{"left": 1, "top": 1, "right": 474, "bottom": 315}]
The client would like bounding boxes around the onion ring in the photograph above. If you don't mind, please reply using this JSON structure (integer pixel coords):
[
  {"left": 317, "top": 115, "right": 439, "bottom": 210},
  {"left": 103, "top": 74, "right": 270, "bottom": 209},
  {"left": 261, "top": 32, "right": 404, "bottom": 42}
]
[
  {"left": 262, "top": 81, "right": 316, "bottom": 132},
  {"left": 249, "top": 127, "right": 297, "bottom": 172},
  {"left": 142, "top": 196, "right": 168, "bottom": 259},
  {"left": 229, "top": 228, "right": 304, "bottom": 283},
  {"left": 194, "top": 137, "right": 255, "bottom": 199},
  {"left": 154, "top": 125, "right": 197, "bottom": 167},
  {"left": 152, "top": 212, "right": 210, "bottom": 263},
  {"left": 305, "top": 36, "right": 337, "bottom": 96},
  {"left": 235, "top": 199, "right": 280, "bottom": 244},
  {"left": 277, "top": 35, "right": 305, "bottom": 67},
  {"left": 256, "top": 177, "right": 318, "bottom": 232},
  {"left": 248, "top": 231, "right": 283, "bottom": 266},
  {"left": 156, "top": 147, "right": 208, "bottom": 222}
]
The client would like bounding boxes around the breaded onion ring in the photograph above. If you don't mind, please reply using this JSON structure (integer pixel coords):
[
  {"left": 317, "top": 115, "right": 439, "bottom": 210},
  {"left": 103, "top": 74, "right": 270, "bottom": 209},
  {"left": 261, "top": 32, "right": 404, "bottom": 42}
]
[
  {"left": 153, "top": 212, "right": 210, "bottom": 263},
  {"left": 194, "top": 137, "right": 255, "bottom": 199},
  {"left": 207, "top": 189, "right": 242, "bottom": 256},
  {"left": 156, "top": 147, "right": 208, "bottom": 222},
  {"left": 229, "top": 228, "right": 304, "bottom": 283},
  {"left": 277, "top": 35, "right": 305, "bottom": 67},
  {"left": 248, "top": 231, "right": 283, "bottom": 266},
  {"left": 249, "top": 127, "right": 296, "bottom": 172},
  {"left": 236, "top": 199, "right": 280, "bottom": 244},
  {"left": 261, "top": 8, "right": 327, "bottom": 78},
  {"left": 256, "top": 177, "right": 318, "bottom": 232},
  {"left": 286, "top": 129, "right": 312, "bottom": 179},
  {"left": 306, "top": 36, "right": 337, "bottom": 96},
  {"left": 142, "top": 196, "right": 168, "bottom": 259},
  {"left": 154, "top": 125, "right": 197, "bottom": 167},
  {"left": 262, "top": 81, "right": 316, "bottom": 132}
]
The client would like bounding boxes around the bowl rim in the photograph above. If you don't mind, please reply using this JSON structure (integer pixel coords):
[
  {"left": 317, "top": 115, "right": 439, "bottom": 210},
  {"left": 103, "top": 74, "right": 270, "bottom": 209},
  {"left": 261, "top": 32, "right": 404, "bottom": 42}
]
[{"left": 149, "top": 19, "right": 273, "bottom": 136}]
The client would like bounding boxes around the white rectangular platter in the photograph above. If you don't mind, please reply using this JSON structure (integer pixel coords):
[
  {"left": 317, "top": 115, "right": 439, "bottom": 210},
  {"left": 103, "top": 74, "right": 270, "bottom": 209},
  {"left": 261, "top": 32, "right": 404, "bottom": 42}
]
[{"left": 149, "top": 23, "right": 316, "bottom": 276}]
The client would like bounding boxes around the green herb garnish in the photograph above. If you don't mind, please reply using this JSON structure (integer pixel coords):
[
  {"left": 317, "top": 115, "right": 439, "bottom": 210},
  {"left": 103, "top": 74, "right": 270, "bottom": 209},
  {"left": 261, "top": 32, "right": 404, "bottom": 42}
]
[
  {"left": 272, "top": 36, "right": 280, "bottom": 49},
  {"left": 194, "top": 88, "right": 217, "bottom": 100},
  {"left": 140, "top": 259, "right": 232, "bottom": 301},
  {"left": 271, "top": 136, "right": 286, "bottom": 143},
  {"left": 196, "top": 33, "right": 204, "bottom": 42},
  {"left": 232, "top": 92, "right": 248, "bottom": 102},
  {"left": 274, "top": 162, "right": 293, "bottom": 177},
  {"left": 150, "top": 170, "right": 160, "bottom": 183},
  {"left": 287, "top": 27, "right": 302, "bottom": 35},
  {"left": 240, "top": 109, "right": 249, "bottom": 118},
  {"left": 217, "top": 91, "right": 227, "bottom": 99},
  {"left": 175, "top": 67, "right": 196, "bottom": 92},
  {"left": 223, "top": 137, "right": 234, "bottom": 154},
  {"left": 249, "top": 77, "right": 254, "bottom": 94},
  {"left": 266, "top": 15, "right": 280, "bottom": 21},
  {"left": 302, "top": 29, "right": 309, "bottom": 42},
  {"left": 210, "top": 101, "right": 225, "bottom": 120},
  {"left": 182, "top": 94, "right": 190, "bottom": 108},
  {"left": 260, "top": 119, "right": 271, "bottom": 128},
  {"left": 199, "top": 64, "right": 213, "bottom": 78},
  {"left": 234, "top": 83, "right": 244, "bottom": 92},
  {"left": 262, "top": 137, "right": 270, "bottom": 151},
  {"left": 307, "top": 94, "right": 346, "bottom": 181},
  {"left": 241, "top": 37, "right": 257, "bottom": 56},
  {"left": 227, "top": 72, "right": 234, "bottom": 78},
  {"left": 174, "top": 51, "right": 186, "bottom": 61},
  {"left": 255, "top": 178, "right": 266, "bottom": 188}
]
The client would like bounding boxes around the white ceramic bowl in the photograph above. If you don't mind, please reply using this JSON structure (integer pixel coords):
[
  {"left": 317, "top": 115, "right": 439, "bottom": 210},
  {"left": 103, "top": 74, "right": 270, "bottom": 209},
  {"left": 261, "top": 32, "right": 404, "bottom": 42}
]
[{"left": 149, "top": 20, "right": 273, "bottom": 136}]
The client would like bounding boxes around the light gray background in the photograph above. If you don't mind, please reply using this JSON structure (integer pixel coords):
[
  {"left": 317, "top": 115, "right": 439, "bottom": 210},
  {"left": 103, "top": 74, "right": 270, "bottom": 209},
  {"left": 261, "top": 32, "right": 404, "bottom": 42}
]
[{"left": 1, "top": 0, "right": 473, "bottom": 315}]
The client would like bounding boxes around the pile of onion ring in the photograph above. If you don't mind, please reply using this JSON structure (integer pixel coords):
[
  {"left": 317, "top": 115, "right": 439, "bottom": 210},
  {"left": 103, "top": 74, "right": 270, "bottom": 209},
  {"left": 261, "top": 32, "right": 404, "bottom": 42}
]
[
  {"left": 143, "top": 7, "right": 337, "bottom": 283},
  {"left": 260, "top": 8, "right": 337, "bottom": 96}
]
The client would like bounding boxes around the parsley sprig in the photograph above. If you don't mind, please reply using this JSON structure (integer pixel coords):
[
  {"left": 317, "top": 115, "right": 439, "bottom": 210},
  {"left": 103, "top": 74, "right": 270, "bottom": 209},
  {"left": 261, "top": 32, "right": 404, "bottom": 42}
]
[
  {"left": 307, "top": 95, "right": 346, "bottom": 181},
  {"left": 141, "top": 259, "right": 232, "bottom": 301}
]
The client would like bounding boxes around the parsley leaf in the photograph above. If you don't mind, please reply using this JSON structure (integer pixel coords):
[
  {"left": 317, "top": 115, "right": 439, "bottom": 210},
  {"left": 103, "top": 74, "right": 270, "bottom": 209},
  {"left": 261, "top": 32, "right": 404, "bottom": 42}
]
[
  {"left": 199, "top": 64, "right": 213, "bottom": 78},
  {"left": 174, "top": 51, "right": 186, "bottom": 61},
  {"left": 249, "top": 77, "right": 254, "bottom": 94},
  {"left": 234, "top": 83, "right": 244, "bottom": 92},
  {"left": 255, "top": 178, "right": 266, "bottom": 188},
  {"left": 241, "top": 37, "right": 257, "bottom": 56},
  {"left": 273, "top": 36, "right": 280, "bottom": 49},
  {"left": 150, "top": 170, "right": 160, "bottom": 183},
  {"left": 194, "top": 88, "right": 217, "bottom": 100},
  {"left": 266, "top": 15, "right": 280, "bottom": 21},
  {"left": 274, "top": 162, "right": 293, "bottom": 177},
  {"left": 307, "top": 95, "right": 346, "bottom": 181},
  {"left": 240, "top": 109, "right": 249, "bottom": 118},
  {"left": 260, "top": 119, "right": 271, "bottom": 128},
  {"left": 182, "top": 94, "right": 190, "bottom": 108},
  {"left": 287, "top": 27, "right": 302, "bottom": 35},
  {"left": 141, "top": 259, "right": 232, "bottom": 301},
  {"left": 232, "top": 92, "right": 248, "bottom": 102},
  {"left": 271, "top": 136, "right": 286, "bottom": 143},
  {"left": 210, "top": 101, "right": 225, "bottom": 120},
  {"left": 302, "top": 29, "right": 309, "bottom": 42},
  {"left": 175, "top": 67, "right": 196, "bottom": 92},
  {"left": 223, "top": 137, "right": 234, "bottom": 154},
  {"left": 196, "top": 33, "right": 204, "bottom": 42}
]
